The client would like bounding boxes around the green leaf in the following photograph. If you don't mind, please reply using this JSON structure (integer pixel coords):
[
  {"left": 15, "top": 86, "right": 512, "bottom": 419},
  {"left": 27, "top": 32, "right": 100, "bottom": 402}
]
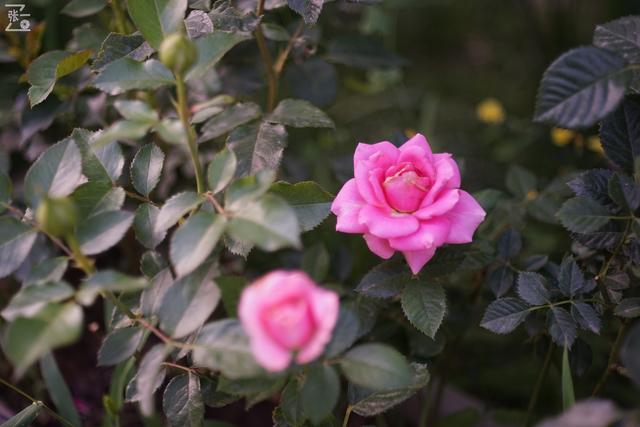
[
  {"left": 326, "top": 36, "right": 408, "bottom": 69},
  {"left": 608, "top": 173, "right": 640, "bottom": 211},
  {"left": 600, "top": 98, "right": 640, "bottom": 175},
  {"left": 92, "top": 33, "right": 149, "bottom": 72},
  {"left": 94, "top": 59, "right": 174, "bottom": 95},
  {"left": 534, "top": 46, "right": 630, "bottom": 128},
  {"left": 62, "top": 0, "right": 107, "bottom": 17},
  {"left": 73, "top": 183, "right": 124, "bottom": 218},
  {"left": 224, "top": 170, "right": 275, "bottom": 210},
  {"left": 571, "top": 302, "right": 601, "bottom": 334},
  {"left": 134, "top": 203, "right": 167, "bottom": 249},
  {"left": 217, "top": 276, "right": 247, "bottom": 318},
  {"left": 156, "top": 191, "right": 204, "bottom": 232},
  {"left": 0, "top": 402, "right": 43, "bottom": 427},
  {"left": 301, "top": 243, "right": 330, "bottom": 282},
  {"left": 98, "top": 327, "right": 145, "bottom": 366},
  {"left": 505, "top": 165, "right": 536, "bottom": 199},
  {"left": 24, "top": 137, "right": 84, "bottom": 207},
  {"left": 349, "top": 363, "right": 430, "bottom": 417},
  {"left": 140, "top": 250, "right": 168, "bottom": 278},
  {"left": 72, "top": 129, "right": 112, "bottom": 183},
  {"left": 154, "top": 118, "right": 186, "bottom": 144},
  {"left": 594, "top": 16, "right": 640, "bottom": 63},
  {"left": 356, "top": 258, "right": 407, "bottom": 299},
  {"left": 162, "top": 373, "right": 204, "bottom": 427},
  {"left": 496, "top": 229, "right": 522, "bottom": 261},
  {"left": 23, "top": 257, "right": 68, "bottom": 287},
  {"left": 141, "top": 268, "right": 173, "bottom": 316},
  {"left": 269, "top": 99, "right": 334, "bottom": 128},
  {"left": 280, "top": 380, "right": 304, "bottom": 426},
  {"left": 261, "top": 23, "right": 290, "bottom": 41},
  {"left": 480, "top": 298, "right": 530, "bottom": 334},
  {"left": 2, "top": 303, "right": 83, "bottom": 379},
  {"left": 186, "top": 31, "right": 250, "bottom": 81},
  {"left": 270, "top": 181, "right": 333, "bottom": 232},
  {"left": 621, "top": 322, "right": 640, "bottom": 387},
  {"left": 401, "top": 281, "right": 446, "bottom": 338},
  {"left": 324, "top": 305, "right": 360, "bottom": 358},
  {"left": 92, "top": 141, "right": 125, "bottom": 181},
  {"left": 131, "top": 143, "right": 165, "bottom": 197},
  {"left": 557, "top": 197, "right": 611, "bottom": 234},
  {"left": 339, "top": 343, "right": 412, "bottom": 391},
  {"left": 227, "top": 122, "right": 287, "bottom": 177},
  {"left": 170, "top": 212, "right": 227, "bottom": 277},
  {"left": 27, "top": 50, "right": 91, "bottom": 106},
  {"left": 126, "top": 344, "right": 170, "bottom": 416},
  {"left": 77, "top": 270, "right": 147, "bottom": 305},
  {"left": 301, "top": 365, "right": 340, "bottom": 424},
  {"left": 207, "top": 147, "right": 237, "bottom": 194},
  {"left": 0, "top": 217, "right": 38, "bottom": 279},
  {"left": 562, "top": 345, "right": 575, "bottom": 409},
  {"left": 108, "top": 358, "right": 136, "bottom": 415},
  {"left": 549, "top": 307, "right": 577, "bottom": 347},
  {"left": 114, "top": 100, "right": 159, "bottom": 123},
  {"left": 158, "top": 263, "right": 221, "bottom": 338},
  {"left": 558, "top": 256, "right": 587, "bottom": 297},
  {"left": 287, "top": 0, "right": 323, "bottom": 25},
  {"left": 193, "top": 319, "right": 262, "bottom": 379},
  {"left": 199, "top": 103, "right": 262, "bottom": 143},
  {"left": 39, "top": 352, "right": 82, "bottom": 427},
  {"left": 516, "top": 272, "right": 550, "bottom": 306},
  {"left": 226, "top": 194, "right": 301, "bottom": 251},
  {"left": 0, "top": 171, "right": 12, "bottom": 212},
  {"left": 127, "top": 0, "right": 187, "bottom": 49},
  {"left": 1, "top": 281, "right": 75, "bottom": 321},
  {"left": 92, "top": 121, "right": 151, "bottom": 151},
  {"left": 77, "top": 210, "right": 134, "bottom": 255},
  {"left": 614, "top": 297, "right": 640, "bottom": 318}
]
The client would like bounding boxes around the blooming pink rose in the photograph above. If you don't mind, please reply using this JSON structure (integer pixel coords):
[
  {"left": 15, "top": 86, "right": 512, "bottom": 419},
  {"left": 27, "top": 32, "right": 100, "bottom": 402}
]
[
  {"left": 331, "top": 133, "right": 486, "bottom": 274},
  {"left": 238, "top": 270, "right": 339, "bottom": 372}
]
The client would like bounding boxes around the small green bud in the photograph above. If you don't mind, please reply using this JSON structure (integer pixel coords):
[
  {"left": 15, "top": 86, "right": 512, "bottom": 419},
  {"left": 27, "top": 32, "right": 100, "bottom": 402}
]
[
  {"left": 36, "top": 197, "right": 78, "bottom": 237},
  {"left": 159, "top": 33, "right": 197, "bottom": 74}
]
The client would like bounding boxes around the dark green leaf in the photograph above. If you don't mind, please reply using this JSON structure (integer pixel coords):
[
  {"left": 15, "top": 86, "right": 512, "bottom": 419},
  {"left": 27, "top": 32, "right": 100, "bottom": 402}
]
[
  {"left": 227, "top": 121, "right": 287, "bottom": 177},
  {"left": 126, "top": 344, "right": 170, "bottom": 416},
  {"left": 600, "top": 97, "right": 640, "bottom": 174},
  {"left": 0, "top": 171, "right": 12, "bottom": 212},
  {"left": 156, "top": 191, "right": 204, "bottom": 232},
  {"left": 301, "top": 243, "right": 329, "bottom": 282},
  {"left": 170, "top": 212, "right": 227, "bottom": 277},
  {"left": 301, "top": 365, "right": 340, "bottom": 424},
  {"left": 401, "top": 281, "right": 446, "bottom": 338},
  {"left": 77, "top": 270, "right": 147, "bottom": 305},
  {"left": 571, "top": 302, "right": 601, "bottom": 334},
  {"left": 269, "top": 99, "right": 334, "bottom": 128},
  {"left": 516, "top": 272, "right": 550, "bottom": 306},
  {"left": 141, "top": 250, "right": 168, "bottom": 278},
  {"left": 487, "top": 265, "right": 514, "bottom": 298},
  {"left": 549, "top": 307, "right": 577, "bottom": 347},
  {"left": 496, "top": 228, "right": 522, "bottom": 260},
  {"left": 27, "top": 50, "right": 91, "bottom": 106},
  {"left": 621, "top": 322, "right": 640, "bottom": 387},
  {"left": 141, "top": 268, "right": 173, "bottom": 316},
  {"left": 39, "top": 352, "right": 82, "bottom": 427},
  {"left": 23, "top": 257, "right": 68, "bottom": 287},
  {"left": 62, "top": 0, "right": 107, "bottom": 17},
  {"left": 285, "top": 58, "right": 338, "bottom": 108},
  {"left": 339, "top": 343, "right": 412, "bottom": 391},
  {"left": 158, "top": 263, "right": 220, "bottom": 338},
  {"left": 270, "top": 181, "right": 333, "bottom": 232},
  {"left": 287, "top": 0, "right": 322, "bottom": 24},
  {"left": 614, "top": 298, "right": 640, "bottom": 318},
  {"left": 327, "top": 36, "right": 408, "bottom": 69},
  {"left": 261, "top": 23, "right": 290, "bottom": 41},
  {"left": 480, "top": 298, "right": 530, "bottom": 334},
  {"left": 557, "top": 197, "right": 611, "bottom": 234},
  {"left": 207, "top": 147, "right": 237, "bottom": 194},
  {"left": 280, "top": 379, "right": 304, "bottom": 426},
  {"left": 355, "top": 258, "right": 406, "bottom": 298},
  {"left": 558, "top": 256, "right": 587, "bottom": 297},
  {"left": 324, "top": 305, "right": 360, "bottom": 357},
  {"left": 224, "top": 170, "right": 275, "bottom": 210},
  {"left": 134, "top": 203, "right": 167, "bottom": 250},
  {"left": 562, "top": 345, "right": 575, "bottom": 409},
  {"left": 594, "top": 16, "right": 640, "bottom": 63},
  {"left": 77, "top": 210, "right": 134, "bottom": 255},
  {"left": 534, "top": 46, "right": 630, "bottom": 128},
  {"left": 199, "top": 103, "right": 262, "bottom": 143},
  {"left": 131, "top": 143, "right": 165, "bottom": 197},
  {"left": 92, "top": 33, "right": 149, "bottom": 72},
  {"left": 217, "top": 276, "right": 247, "bottom": 318},
  {"left": 2, "top": 303, "right": 83, "bottom": 378},
  {"left": 127, "top": 0, "right": 187, "bottom": 49},
  {"left": 186, "top": 31, "right": 250, "bottom": 81},
  {"left": 162, "top": 373, "right": 204, "bottom": 427},
  {"left": 115, "top": 100, "right": 159, "bottom": 123},
  {"left": 1, "top": 281, "right": 74, "bottom": 321},
  {"left": 0, "top": 218, "right": 38, "bottom": 279},
  {"left": 94, "top": 59, "right": 174, "bottom": 95},
  {"left": 608, "top": 173, "right": 640, "bottom": 211},
  {"left": 98, "top": 327, "right": 145, "bottom": 366}
]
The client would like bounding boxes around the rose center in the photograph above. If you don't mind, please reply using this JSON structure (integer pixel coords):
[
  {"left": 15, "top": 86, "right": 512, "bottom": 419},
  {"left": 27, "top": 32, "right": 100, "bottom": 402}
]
[
  {"left": 383, "top": 169, "right": 430, "bottom": 213},
  {"left": 263, "top": 297, "right": 316, "bottom": 350}
]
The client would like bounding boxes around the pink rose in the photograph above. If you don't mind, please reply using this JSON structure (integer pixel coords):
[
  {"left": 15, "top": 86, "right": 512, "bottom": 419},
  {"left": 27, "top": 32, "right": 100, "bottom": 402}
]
[
  {"left": 238, "top": 270, "right": 339, "bottom": 372},
  {"left": 331, "top": 133, "right": 486, "bottom": 274}
]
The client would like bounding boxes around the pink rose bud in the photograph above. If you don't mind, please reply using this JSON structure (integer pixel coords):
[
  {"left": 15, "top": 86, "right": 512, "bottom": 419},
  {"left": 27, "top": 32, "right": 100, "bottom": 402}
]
[
  {"left": 238, "top": 270, "right": 339, "bottom": 372},
  {"left": 331, "top": 133, "right": 486, "bottom": 274}
]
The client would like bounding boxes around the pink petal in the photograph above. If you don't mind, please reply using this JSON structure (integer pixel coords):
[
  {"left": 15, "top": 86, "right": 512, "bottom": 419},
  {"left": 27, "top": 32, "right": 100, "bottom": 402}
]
[
  {"left": 399, "top": 133, "right": 433, "bottom": 159},
  {"left": 397, "top": 145, "right": 435, "bottom": 179},
  {"left": 403, "top": 247, "right": 437, "bottom": 275},
  {"left": 353, "top": 141, "right": 399, "bottom": 164},
  {"left": 363, "top": 233, "right": 395, "bottom": 259},
  {"left": 359, "top": 205, "right": 420, "bottom": 238},
  {"left": 445, "top": 191, "right": 486, "bottom": 244},
  {"left": 331, "top": 179, "right": 367, "bottom": 233},
  {"left": 414, "top": 189, "right": 460, "bottom": 220},
  {"left": 296, "top": 287, "right": 340, "bottom": 364},
  {"left": 421, "top": 154, "right": 461, "bottom": 206},
  {"left": 389, "top": 218, "right": 450, "bottom": 251}
]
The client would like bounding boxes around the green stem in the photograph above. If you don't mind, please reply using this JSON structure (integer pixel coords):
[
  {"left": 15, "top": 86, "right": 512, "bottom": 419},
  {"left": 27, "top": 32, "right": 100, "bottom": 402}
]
[
  {"left": 175, "top": 73, "right": 204, "bottom": 194},
  {"left": 254, "top": 0, "right": 278, "bottom": 112},
  {"left": 592, "top": 319, "right": 629, "bottom": 396},
  {"left": 342, "top": 405, "right": 353, "bottom": 427},
  {"left": 0, "top": 377, "right": 75, "bottom": 427},
  {"left": 525, "top": 342, "right": 554, "bottom": 427},
  {"left": 110, "top": 0, "right": 128, "bottom": 34},
  {"left": 65, "top": 233, "right": 95, "bottom": 275}
]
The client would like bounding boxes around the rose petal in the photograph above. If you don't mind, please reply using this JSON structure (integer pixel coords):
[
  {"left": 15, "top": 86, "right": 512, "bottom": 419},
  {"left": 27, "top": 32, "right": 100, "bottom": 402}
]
[
  {"left": 445, "top": 190, "right": 486, "bottom": 244},
  {"left": 399, "top": 133, "right": 433, "bottom": 159},
  {"left": 359, "top": 205, "right": 420, "bottom": 238},
  {"left": 363, "top": 233, "right": 395, "bottom": 259},
  {"left": 402, "top": 246, "right": 437, "bottom": 275},
  {"left": 397, "top": 145, "right": 435, "bottom": 179},
  {"left": 414, "top": 189, "right": 459, "bottom": 220},
  {"left": 388, "top": 218, "right": 450, "bottom": 251},
  {"left": 296, "top": 287, "right": 340, "bottom": 364},
  {"left": 331, "top": 179, "right": 367, "bottom": 233},
  {"left": 421, "top": 154, "right": 461, "bottom": 206},
  {"left": 354, "top": 141, "right": 399, "bottom": 164}
]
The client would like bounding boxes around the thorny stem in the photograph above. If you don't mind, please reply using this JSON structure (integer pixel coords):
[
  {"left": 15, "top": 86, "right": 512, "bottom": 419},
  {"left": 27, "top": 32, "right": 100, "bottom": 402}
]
[
  {"left": 175, "top": 73, "right": 205, "bottom": 194},
  {"left": 592, "top": 319, "right": 630, "bottom": 396},
  {"left": 525, "top": 341, "right": 554, "bottom": 427},
  {"left": 0, "top": 377, "right": 75, "bottom": 427}
]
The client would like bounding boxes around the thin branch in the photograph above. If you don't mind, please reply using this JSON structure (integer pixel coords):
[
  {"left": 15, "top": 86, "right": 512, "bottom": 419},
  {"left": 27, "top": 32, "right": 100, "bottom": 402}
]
[
  {"left": 592, "top": 319, "right": 630, "bottom": 396},
  {"left": 124, "top": 190, "right": 158, "bottom": 207},
  {"left": 525, "top": 341, "right": 554, "bottom": 427},
  {"left": 273, "top": 21, "right": 305, "bottom": 76},
  {"left": 0, "top": 377, "right": 75, "bottom": 427},
  {"left": 205, "top": 192, "right": 225, "bottom": 215},
  {"left": 175, "top": 73, "right": 205, "bottom": 193}
]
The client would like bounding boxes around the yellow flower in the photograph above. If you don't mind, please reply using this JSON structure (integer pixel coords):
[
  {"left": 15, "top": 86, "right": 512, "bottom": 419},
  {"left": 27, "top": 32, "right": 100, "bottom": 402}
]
[
  {"left": 587, "top": 136, "right": 604, "bottom": 154},
  {"left": 476, "top": 98, "right": 505, "bottom": 124},
  {"left": 550, "top": 128, "right": 575, "bottom": 146}
]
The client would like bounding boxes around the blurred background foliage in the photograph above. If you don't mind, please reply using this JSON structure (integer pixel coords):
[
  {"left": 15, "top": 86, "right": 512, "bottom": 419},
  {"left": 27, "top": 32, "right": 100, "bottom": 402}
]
[{"left": 3, "top": 0, "right": 640, "bottom": 426}]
